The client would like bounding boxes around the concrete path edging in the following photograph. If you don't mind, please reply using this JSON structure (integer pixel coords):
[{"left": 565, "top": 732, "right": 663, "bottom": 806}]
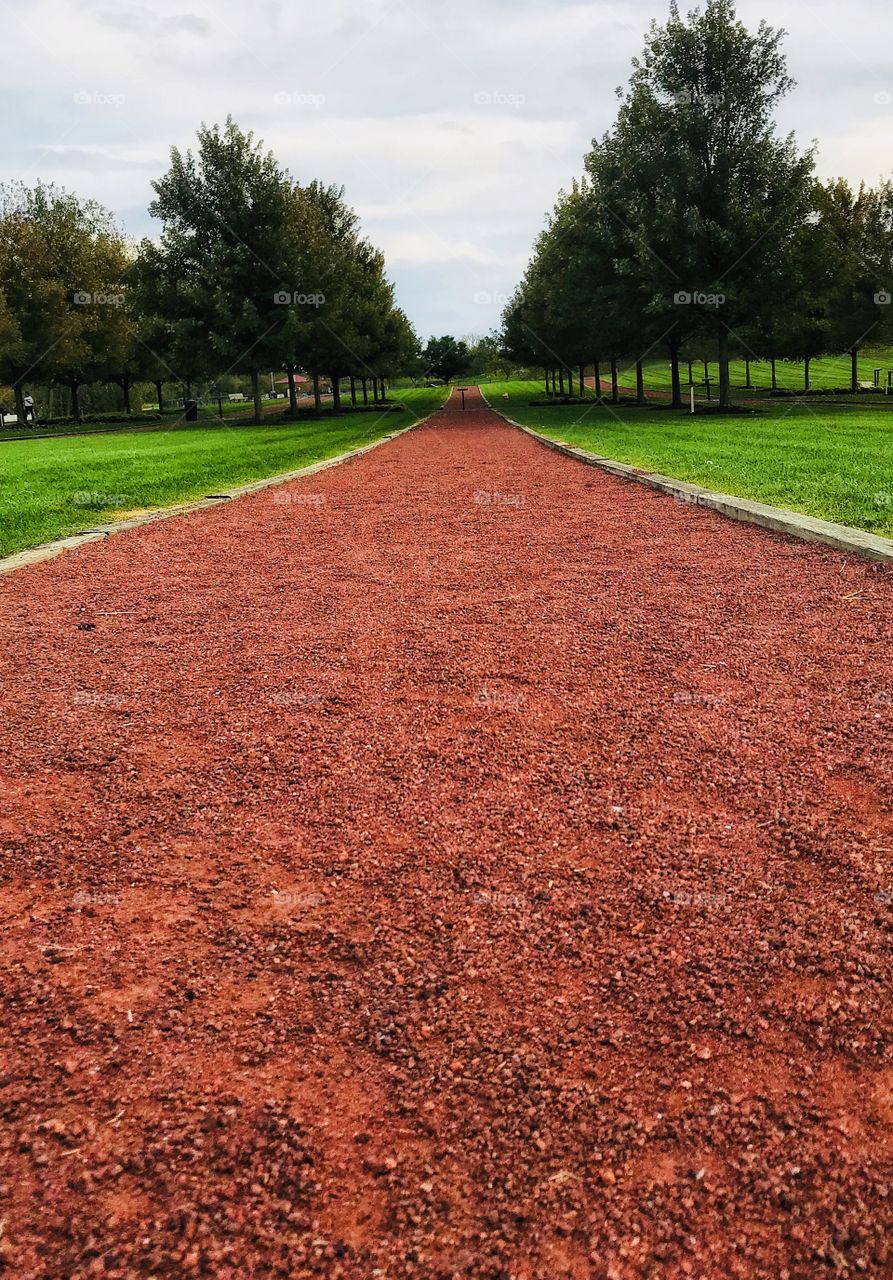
[
  {"left": 482, "top": 394, "right": 893, "bottom": 565},
  {"left": 0, "top": 418, "right": 424, "bottom": 579}
]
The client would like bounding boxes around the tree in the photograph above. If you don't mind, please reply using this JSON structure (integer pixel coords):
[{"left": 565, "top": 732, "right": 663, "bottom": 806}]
[
  {"left": 299, "top": 181, "right": 382, "bottom": 411},
  {"left": 465, "top": 334, "right": 505, "bottom": 380},
  {"left": 374, "top": 306, "right": 419, "bottom": 391},
  {"left": 423, "top": 335, "right": 471, "bottom": 383},
  {"left": 0, "top": 183, "right": 131, "bottom": 421},
  {"left": 502, "top": 274, "right": 556, "bottom": 392},
  {"left": 572, "top": 0, "right": 815, "bottom": 409},
  {"left": 0, "top": 288, "right": 24, "bottom": 412},
  {"left": 148, "top": 118, "right": 306, "bottom": 423},
  {"left": 818, "top": 179, "right": 893, "bottom": 392}
]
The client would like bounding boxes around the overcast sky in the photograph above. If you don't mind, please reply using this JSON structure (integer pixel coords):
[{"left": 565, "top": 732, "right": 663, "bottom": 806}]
[{"left": 5, "top": 0, "right": 893, "bottom": 340}]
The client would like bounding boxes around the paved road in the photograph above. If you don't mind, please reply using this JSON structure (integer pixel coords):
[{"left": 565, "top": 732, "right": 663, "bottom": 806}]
[{"left": 1, "top": 387, "right": 892, "bottom": 1278}]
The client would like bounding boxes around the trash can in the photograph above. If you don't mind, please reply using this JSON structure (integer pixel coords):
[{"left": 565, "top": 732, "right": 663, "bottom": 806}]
[{"left": 184, "top": 399, "right": 198, "bottom": 422}]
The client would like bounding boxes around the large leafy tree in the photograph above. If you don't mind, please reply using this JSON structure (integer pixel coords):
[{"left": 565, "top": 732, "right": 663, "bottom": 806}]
[
  {"left": 502, "top": 275, "right": 554, "bottom": 390},
  {"left": 0, "top": 183, "right": 131, "bottom": 420},
  {"left": 817, "top": 179, "right": 893, "bottom": 391},
  {"left": 299, "top": 182, "right": 387, "bottom": 409},
  {"left": 148, "top": 118, "right": 309, "bottom": 422},
  {"left": 585, "top": 110, "right": 700, "bottom": 407},
  {"left": 530, "top": 182, "right": 602, "bottom": 396},
  {"left": 374, "top": 306, "right": 419, "bottom": 391},
  {"left": 465, "top": 334, "right": 504, "bottom": 380},
  {"left": 423, "top": 335, "right": 471, "bottom": 383},
  {"left": 0, "top": 288, "right": 24, "bottom": 411},
  {"left": 617, "top": 0, "right": 816, "bottom": 407}
]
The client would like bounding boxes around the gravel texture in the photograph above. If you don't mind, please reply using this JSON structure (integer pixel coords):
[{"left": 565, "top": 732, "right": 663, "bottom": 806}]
[{"left": 1, "top": 386, "right": 892, "bottom": 1279}]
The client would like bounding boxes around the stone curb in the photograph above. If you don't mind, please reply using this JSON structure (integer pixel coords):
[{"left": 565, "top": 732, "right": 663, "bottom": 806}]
[
  {"left": 481, "top": 394, "right": 893, "bottom": 565},
  {"left": 0, "top": 418, "right": 424, "bottom": 579}
]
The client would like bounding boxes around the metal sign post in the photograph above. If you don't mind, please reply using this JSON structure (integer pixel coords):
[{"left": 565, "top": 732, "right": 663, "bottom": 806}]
[{"left": 458, "top": 386, "right": 468, "bottom": 410}]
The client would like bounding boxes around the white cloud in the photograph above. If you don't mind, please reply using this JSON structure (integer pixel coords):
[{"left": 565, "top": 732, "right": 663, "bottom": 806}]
[{"left": 39, "top": 144, "right": 164, "bottom": 168}]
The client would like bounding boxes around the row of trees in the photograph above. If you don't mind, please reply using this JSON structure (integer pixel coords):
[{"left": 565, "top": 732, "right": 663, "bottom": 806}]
[
  {"left": 503, "top": 0, "right": 893, "bottom": 408},
  {"left": 0, "top": 119, "right": 420, "bottom": 423}
]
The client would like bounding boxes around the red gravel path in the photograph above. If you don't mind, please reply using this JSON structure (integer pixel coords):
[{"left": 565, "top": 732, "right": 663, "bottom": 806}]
[{"left": 2, "top": 387, "right": 893, "bottom": 1279}]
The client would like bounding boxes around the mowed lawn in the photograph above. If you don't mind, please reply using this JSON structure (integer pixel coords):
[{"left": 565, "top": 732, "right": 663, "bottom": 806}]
[
  {"left": 482, "top": 381, "right": 893, "bottom": 537},
  {"left": 556, "top": 349, "right": 893, "bottom": 396},
  {"left": 0, "top": 388, "right": 445, "bottom": 557},
  {"left": 0, "top": 396, "right": 327, "bottom": 442}
]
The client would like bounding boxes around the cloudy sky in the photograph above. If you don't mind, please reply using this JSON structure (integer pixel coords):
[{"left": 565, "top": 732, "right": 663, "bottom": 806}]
[{"left": 4, "top": 0, "right": 893, "bottom": 339}]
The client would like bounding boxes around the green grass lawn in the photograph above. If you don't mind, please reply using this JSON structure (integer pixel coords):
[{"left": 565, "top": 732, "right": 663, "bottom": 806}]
[
  {"left": 536, "top": 350, "right": 893, "bottom": 397},
  {"left": 0, "top": 388, "right": 445, "bottom": 557},
  {"left": 481, "top": 381, "right": 893, "bottom": 537},
  {"left": 652, "top": 352, "right": 893, "bottom": 393},
  {"left": 0, "top": 396, "right": 329, "bottom": 442}
]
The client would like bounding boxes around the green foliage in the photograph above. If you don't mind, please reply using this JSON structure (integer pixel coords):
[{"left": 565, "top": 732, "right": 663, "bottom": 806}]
[
  {"left": 422, "top": 335, "right": 471, "bottom": 382},
  {"left": 0, "top": 182, "right": 133, "bottom": 419}
]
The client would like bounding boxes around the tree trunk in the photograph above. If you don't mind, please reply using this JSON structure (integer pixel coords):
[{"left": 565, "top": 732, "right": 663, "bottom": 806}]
[
  {"left": 635, "top": 359, "right": 645, "bottom": 405},
  {"left": 362, "top": 377, "right": 368, "bottom": 406},
  {"left": 287, "top": 368, "right": 298, "bottom": 415},
  {"left": 332, "top": 376, "right": 341, "bottom": 412},
  {"left": 312, "top": 373, "right": 322, "bottom": 414},
  {"left": 371, "top": 376, "right": 378, "bottom": 403},
  {"left": 593, "top": 358, "right": 600, "bottom": 399},
  {"left": 567, "top": 368, "right": 574, "bottom": 397},
  {"left": 379, "top": 379, "right": 387, "bottom": 402},
  {"left": 578, "top": 363, "right": 585, "bottom": 398},
  {"left": 350, "top": 376, "right": 357, "bottom": 406},
  {"left": 770, "top": 358, "right": 777, "bottom": 390},
  {"left": 558, "top": 367, "right": 565, "bottom": 396},
  {"left": 250, "top": 369, "right": 263, "bottom": 423},
  {"left": 804, "top": 357, "right": 810, "bottom": 391},
  {"left": 71, "top": 382, "right": 82, "bottom": 422},
  {"left": 544, "top": 368, "right": 550, "bottom": 395},
  {"left": 851, "top": 346, "right": 859, "bottom": 393},
  {"left": 13, "top": 382, "right": 25, "bottom": 422},
  {"left": 122, "top": 376, "right": 132, "bottom": 415},
  {"left": 744, "top": 359, "right": 752, "bottom": 389},
  {"left": 610, "top": 359, "right": 619, "bottom": 404},
  {"left": 717, "top": 331, "right": 731, "bottom": 408},
  {"left": 155, "top": 380, "right": 164, "bottom": 412},
  {"left": 669, "top": 343, "right": 682, "bottom": 409}
]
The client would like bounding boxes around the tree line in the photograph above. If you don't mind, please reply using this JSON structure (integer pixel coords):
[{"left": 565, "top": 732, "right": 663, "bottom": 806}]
[
  {"left": 0, "top": 119, "right": 419, "bottom": 423},
  {"left": 502, "top": 0, "right": 893, "bottom": 409}
]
